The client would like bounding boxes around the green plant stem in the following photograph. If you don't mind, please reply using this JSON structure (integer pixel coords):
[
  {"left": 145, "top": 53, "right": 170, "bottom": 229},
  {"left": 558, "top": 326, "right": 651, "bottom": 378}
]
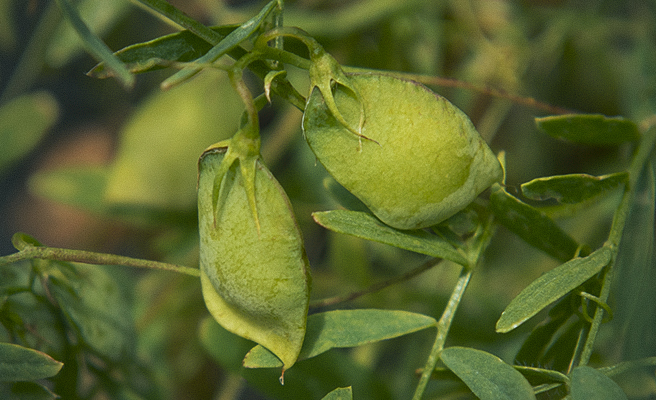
[
  {"left": 0, "top": 247, "right": 199, "bottom": 277},
  {"left": 412, "top": 267, "right": 472, "bottom": 400},
  {"left": 578, "top": 123, "right": 656, "bottom": 366}
]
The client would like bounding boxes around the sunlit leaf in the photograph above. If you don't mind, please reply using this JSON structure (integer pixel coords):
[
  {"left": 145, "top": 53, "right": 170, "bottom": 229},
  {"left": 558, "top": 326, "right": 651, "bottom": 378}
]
[
  {"left": 322, "top": 387, "right": 353, "bottom": 400},
  {"left": 103, "top": 71, "right": 241, "bottom": 211},
  {"left": 570, "top": 366, "right": 628, "bottom": 400},
  {"left": 535, "top": 114, "right": 640, "bottom": 146},
  {"left": 313, "top": 210, "right": 467, "bottom": 265},
  {"left": 521, "top": 172, "right": 628, "bottom": 204},
  {"left": 489, "top": 184, "right": 583, "bottom": 262},
  {"left": 0, "top": 92, "right": 58, "bottom": 172},
  {"left": 496, "top": 247, "right": 611, "bottom": 333},
  {"left": 243, "top": 309, "right": 437, "bottom": 368},
  {"left": 0, "top": 343, "right": 62, "bottom": 382},
  {"left": 440, "top": 347, "right": 536, "bottom": 400}
]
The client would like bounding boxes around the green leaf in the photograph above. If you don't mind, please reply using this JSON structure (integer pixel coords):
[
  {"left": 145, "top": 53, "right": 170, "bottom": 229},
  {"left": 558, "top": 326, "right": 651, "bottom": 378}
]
[
  {"left": 200, "top": 317, "right": 394, "bottom": 400},
  {"left": 0, "top": 381, "right": 59, "bottom": 400},
  {"left": 496, "top": 247, "right": 611, "bottom": 333},
  {"left": 535, "top": 114, "right": 640, "bottom": 146},
  {"left": 0, "top": 343, "right": 62, "bottom": 381},
  {"left": 521, "top": 172, "right": 628, "bottom": 204},
  {"left": 47, "top": 262, "right": 136, "bottom": 362},
  {"left": 0, "top": 92, "right": 58, "bottom": 173},
  {"left": 440, "top": 347, "right": 536, "bottom": 400},
  {"left": 570, "top": 366, "right": 628, "bottom": 400},
  {"left": 322, "top": 387, "right": 353, "bottom": 400},
  {"left": 489, "top": 184, "right": 582, "bottom": 262},
  {"left": 243, "top": 309, "right": 437, "bottom": 368},
  {"left": 162, "top": 0, "right": 280, "bottom": 88},
  {"left": 54, "top": 0, "right": 133, "bottom": 88},
  {"left": 323, "top": 177, "right": 370, "bottom": 213},
  {"left": 28, "top": 166, "right": 109, "bottom": 215},
  {"left": 46, "top": 0, "right": 131, "bottom": 68},
  {"left": 103, "top": 71, "right": 241, "bottom": 211},
  {"left": 312, "top": 210, "right": 468, "bottom": 266},
  {"left": 87, "top": 26, "right": 237, "bottom": 78}
]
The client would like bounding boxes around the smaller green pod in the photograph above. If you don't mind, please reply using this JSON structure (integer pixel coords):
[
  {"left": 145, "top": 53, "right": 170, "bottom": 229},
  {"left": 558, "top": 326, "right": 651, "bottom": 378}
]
[
  {"left": 303, "top": 73, "right": 503, "bottom": 230},
  {"left": 198, "top": 147, "right": 311, "bottom": 371}
]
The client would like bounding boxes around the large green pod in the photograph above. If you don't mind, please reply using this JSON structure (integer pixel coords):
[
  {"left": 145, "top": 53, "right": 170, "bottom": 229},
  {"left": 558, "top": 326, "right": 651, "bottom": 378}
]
[
  {"left": 303, "top": 73, "right": 503, "bottom": 230},
  {"left": 198, "top": 148, "right": 311, "bottom": 371}
]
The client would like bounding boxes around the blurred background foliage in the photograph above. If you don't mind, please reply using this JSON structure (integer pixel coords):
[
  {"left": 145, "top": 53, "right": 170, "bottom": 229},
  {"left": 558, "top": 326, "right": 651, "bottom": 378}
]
[{"left": 1, "top": 0, "right": 655, "bottom": 399}]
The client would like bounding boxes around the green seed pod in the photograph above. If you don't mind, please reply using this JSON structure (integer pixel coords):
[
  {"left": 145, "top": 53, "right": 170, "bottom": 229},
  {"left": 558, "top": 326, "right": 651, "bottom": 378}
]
[
  {"left": 303, "top": 73, "right": 503, "bottom": 230},
  {"left": 198, "top": 147, "right": 311, "bottom": 371}
]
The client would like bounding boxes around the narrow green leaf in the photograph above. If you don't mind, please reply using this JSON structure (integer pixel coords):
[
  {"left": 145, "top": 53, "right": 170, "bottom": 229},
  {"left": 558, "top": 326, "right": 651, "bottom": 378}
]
[
  {"left": 0, "top": 92, "right": 58, "bottom": 172},
  {"left": 570, "top": 366, "right": 628, "bottom": 400},
  {"left": 513, "top": 365, "right": 569, "bottom": 386},
  {"left": 322, "top": 387, "right": 353, "bottom": 400},
  {"left": 489, "top": 184, "right": 582, "bottom": 262},
  {"left": 0, "top": 343, "right": 62, "bottom": 381},
  {"left": 440, "top": 347, "right": 536, "bottom": 400},
  {"left": 161, "top": 0, "right": 279, "bottom": 89},
  {"left": 521, "top": 172, "right": 628, "bottom": 204},
  {"left": 87, "top": 26, "right": 238, "bottom": 78},
  {"left": 536, "top": 114, "right": 640, "bottom": 146},
  {"left": 243, "top": 309, "right": 437, "bottom": 368},
  {"left": 54, "top": 0, "right": 133, "bottom": 88},
  {"left": 496, "top": 247, "right": 611, "bottom": 333},
  {"left": 312, "top": 210, "right": 467, "bottom": 265}
]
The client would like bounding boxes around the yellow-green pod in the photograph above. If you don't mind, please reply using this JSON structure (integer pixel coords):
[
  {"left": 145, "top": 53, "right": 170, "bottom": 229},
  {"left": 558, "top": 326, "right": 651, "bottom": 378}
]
[
  {"left": 303, "top": 73, "right": 503, "bottom": 230},
  {"left": 198, "top": 147, "right": 311, "bottom": 371}
]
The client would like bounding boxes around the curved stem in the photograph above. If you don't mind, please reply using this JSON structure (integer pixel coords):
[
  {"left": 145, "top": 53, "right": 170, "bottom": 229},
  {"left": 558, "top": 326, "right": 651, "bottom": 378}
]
[{"left": 0, "top": 247, "right": 200, "bottom": 277}]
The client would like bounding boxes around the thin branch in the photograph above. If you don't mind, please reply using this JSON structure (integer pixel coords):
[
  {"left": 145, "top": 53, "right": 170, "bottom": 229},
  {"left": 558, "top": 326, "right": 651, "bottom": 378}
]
[{"left": 0, "top": 246, "right": 200, "bottom": 277}]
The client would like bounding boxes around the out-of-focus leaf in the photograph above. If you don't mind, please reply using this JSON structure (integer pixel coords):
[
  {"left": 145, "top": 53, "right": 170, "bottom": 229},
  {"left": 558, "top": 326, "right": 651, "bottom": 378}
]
[
  {"left": 489, "top": 184, "right": 583, "bottom": 262},
  {"left": 323, "top": 177, "right": 370, "bottom": 213},
  {"left": 570, "top": 366, "right": 628, "bottom": 400},
  {"left": 54, "top": 0, "right": 133, "bottom": 87},
  {"left": 0, "top": 343, "right": 62, "bottom": 381},
  {"left": 322, "top": 387, "right": 353, "bottom": 400},
  {"left": 46, "top": 0, "right": 131, "bottom": 67},
  {"left": 0, "top": 0, "right": 17, "bottom": 50},
  {"left": 521, "top": 172, "right": 628, "bottom": 204},
  {"left": 612, "top": 161, "right": 656, "bottom": 360},
  {"left": 28, "top": 166, "right": 109, "bottom": 215},
  {"left": 0, "top": 92, "right": 58, "bottom": 172},
  {"left": 87, "top": 25, "right": 239, "bottom": 78},
  {"left": 313, "top": 210, "right": 467, "bottom": 265},
  {"left": 535, "top": 114, "right": 640, "bottom": 146},
  {"left": 199, "top": 317, "right": 393, "bottom": 400},
  {"left": 496, "top": 247, "right": 611, "bottom": 333},
  {"left": 243, "top": 309, "right": 437, "bottom": 368},
  {"left": 440, "top": 347, "right": 536, "bottom": 400},
  {"left": 0, "top": 381, "right": 59, "bottom": 400},
  {"left": 47, "top": 262, "right": 136, "bottom": 362},
  {"left": 103, "top": 71, "right": 241, "bottom": 211}
]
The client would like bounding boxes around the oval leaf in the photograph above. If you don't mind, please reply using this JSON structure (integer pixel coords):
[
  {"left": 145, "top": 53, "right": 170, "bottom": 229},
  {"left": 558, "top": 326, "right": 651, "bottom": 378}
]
[
  {"left": 496, "top": 247, "right": 611, "bottom": 333},
  {"left": 322, "top": 387, "right": 353, "bottom": 400},
  {"left": 312, "top": 210, "right": 467, "bottom": 266},
  {"left": 440, "top": 347, "right": 536, "bottom": 400},
  {"left": 536, "top": 114, "right": 640, "bottom": 146},
  {"left": 243, "top": 309, "right": 437, "bottom": 368},
  {"left": 570, "top": 366, "right": 628, "bottom": 400},
  {"left": 0, "top": 343, "right": 63, "bottom": 382},
  {"left": 0, "top": 92, "right": 58, "bottom": 172},
  {"left": 521, "top": 172, "right": 628, "bottom": 204},
  {"left": 490, "top": 184, "right": 582, "bottom": 262}
]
